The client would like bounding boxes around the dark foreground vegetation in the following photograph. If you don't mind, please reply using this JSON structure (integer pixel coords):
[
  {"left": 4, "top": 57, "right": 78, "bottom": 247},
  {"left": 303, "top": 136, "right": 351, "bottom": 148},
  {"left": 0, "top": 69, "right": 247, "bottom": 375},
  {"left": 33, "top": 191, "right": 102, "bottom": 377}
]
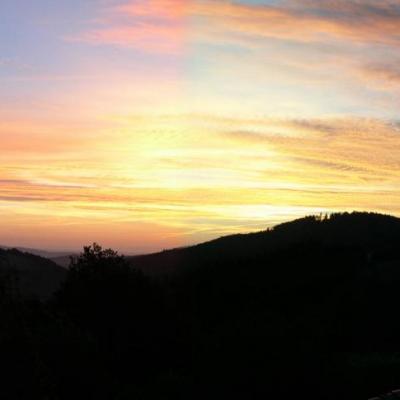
[{"left": 1, "top": 212, "right": 400, "bottom": 399}]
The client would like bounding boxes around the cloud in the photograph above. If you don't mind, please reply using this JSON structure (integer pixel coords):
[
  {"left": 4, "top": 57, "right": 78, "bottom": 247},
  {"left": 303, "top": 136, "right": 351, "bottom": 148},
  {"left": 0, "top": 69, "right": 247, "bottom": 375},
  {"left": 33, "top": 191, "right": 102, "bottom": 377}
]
[
  {"left": 220, "top": 116, "right": 400, "bottom": 184},
  {"left": 76, "top": 24, "right": 183, "bottom": 53},
  {"left": 71, "top": 0, "right": 187, "bottom": 54},
  {"left": 359, "top": 63, "right": 400, "bottom": 86},
  {"left": 2, "top": 113, "right": 400, "bottom": 250},
  {"left": 75, "top": 0, "right": 400, "bottom": 54},
  {"left": 192, "top": 0, "right": 400, "bottom": 47},
  {"left": 116, "top": 0, "right": 186, "bottom": 19}
]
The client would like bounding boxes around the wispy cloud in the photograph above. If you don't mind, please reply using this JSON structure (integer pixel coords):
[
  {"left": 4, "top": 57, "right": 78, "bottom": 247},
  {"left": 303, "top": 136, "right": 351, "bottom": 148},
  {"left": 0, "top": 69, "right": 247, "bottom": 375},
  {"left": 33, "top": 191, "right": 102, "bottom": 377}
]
[
  {"left": 193, "top": 0, "right": 400, "bottom": 47},
  {"left": 2, "top": 113, "right": 400, "bottom": 249},
  {"left": 70, "top": 0, "right": 188, "bottom": 54},
  {"left": 359, "top": 63, "right": 400, "bottom": 87}
]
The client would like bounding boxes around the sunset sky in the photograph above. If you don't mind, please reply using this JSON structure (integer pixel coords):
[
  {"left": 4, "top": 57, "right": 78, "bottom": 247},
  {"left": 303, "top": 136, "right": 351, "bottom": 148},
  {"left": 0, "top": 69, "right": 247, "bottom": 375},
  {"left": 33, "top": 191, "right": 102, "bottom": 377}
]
[{"left": 1, "top": 0, "right": 400, "bottom": 253}]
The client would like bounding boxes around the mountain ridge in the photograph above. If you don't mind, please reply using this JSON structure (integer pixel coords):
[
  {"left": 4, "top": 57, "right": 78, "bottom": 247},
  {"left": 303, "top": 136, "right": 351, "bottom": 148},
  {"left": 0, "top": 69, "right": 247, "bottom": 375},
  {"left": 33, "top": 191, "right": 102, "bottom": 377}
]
[
  {"left": 2, "top": 211, "right": 399, "bottom": 297},
  {"left": 128, "top": 211, "right": 400, "bottom": 275},
  {"left": 1, "top": 211, "right": 400, "bottom": 398}
]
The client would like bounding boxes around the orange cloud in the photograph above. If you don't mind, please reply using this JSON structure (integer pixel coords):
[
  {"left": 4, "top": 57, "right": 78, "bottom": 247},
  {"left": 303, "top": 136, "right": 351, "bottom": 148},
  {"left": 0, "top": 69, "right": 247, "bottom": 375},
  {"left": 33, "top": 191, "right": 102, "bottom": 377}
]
[
  {"left": 191, "top": 0, "right": 400, "bottom": 47},
  {"left": 358, "top": 64, "right": 400, "bottom": 87}
]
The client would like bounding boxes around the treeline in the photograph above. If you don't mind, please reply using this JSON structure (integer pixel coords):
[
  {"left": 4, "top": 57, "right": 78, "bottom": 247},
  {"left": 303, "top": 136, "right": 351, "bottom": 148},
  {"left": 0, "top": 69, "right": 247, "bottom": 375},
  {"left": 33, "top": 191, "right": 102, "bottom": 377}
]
[{"left": 1, "top": 213, "right": 400, "bottom": 399}]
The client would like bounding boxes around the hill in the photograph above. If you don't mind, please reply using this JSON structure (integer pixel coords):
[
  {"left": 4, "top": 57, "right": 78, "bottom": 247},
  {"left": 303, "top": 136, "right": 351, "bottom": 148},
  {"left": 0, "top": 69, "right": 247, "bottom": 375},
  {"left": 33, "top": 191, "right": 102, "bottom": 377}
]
[
  {"left": 2, "top": 212, "right": 400, "bottom": 399},
  {"left": 0, "top": 248, "right": 67, "bottom": 299},
  {"left": 0, "top": 245, "right": 73, "bottom": 260},
  {"left": 129, "top": 211, "right": 400, "bottom": 276},
  {"left": 121, "top": 212, "right": 400, "bottom": 398}
]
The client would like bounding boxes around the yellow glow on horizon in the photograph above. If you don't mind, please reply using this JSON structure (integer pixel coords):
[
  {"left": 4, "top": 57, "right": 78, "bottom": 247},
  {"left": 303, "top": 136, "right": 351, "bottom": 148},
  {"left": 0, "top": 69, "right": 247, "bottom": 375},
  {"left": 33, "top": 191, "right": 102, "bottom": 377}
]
[
  {"left": 1, "top": 110, "right": 400, "bottom": 252},
  {"left": 2, "top": 0, "right": 400, "bottom": 252}
]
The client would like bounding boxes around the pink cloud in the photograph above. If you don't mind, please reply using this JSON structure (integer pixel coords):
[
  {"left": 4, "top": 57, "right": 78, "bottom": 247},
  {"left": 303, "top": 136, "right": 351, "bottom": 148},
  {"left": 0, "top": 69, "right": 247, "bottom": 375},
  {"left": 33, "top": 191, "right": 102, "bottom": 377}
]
[
  {"left": 78, "top": 23, "right": 184, "bottom": 53},
  {"left": 72, "top": 0, "right": 188, "bottom": 54},
  {"left": 73, "top": 0, "right": 400, "bottom": 54},
  {"left": 116, "top": 0, "right": 186, "bottom": 19}
]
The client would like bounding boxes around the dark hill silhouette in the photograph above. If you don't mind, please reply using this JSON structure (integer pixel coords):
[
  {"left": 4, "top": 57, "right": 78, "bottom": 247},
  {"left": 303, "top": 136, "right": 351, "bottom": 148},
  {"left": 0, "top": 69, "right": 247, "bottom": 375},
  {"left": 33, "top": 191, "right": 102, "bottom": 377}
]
[
  {"left": 0, "top": 248, "right": 66, "bottom": 298},
  {"left": 1, "top": 212, "right": 400, "bottom": 399},
  {"left": 129, "top": 212, "right": 400, "bottom": 276},
  {"left": 123, "top": 213, "right": 400, "bottom": 399}
]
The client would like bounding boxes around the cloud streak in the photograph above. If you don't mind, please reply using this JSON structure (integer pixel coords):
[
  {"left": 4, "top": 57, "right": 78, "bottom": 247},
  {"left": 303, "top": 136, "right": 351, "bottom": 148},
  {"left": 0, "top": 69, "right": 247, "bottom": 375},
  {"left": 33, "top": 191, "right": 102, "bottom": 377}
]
[
  {"left": 193, "top": 0, "right": 400, "bottom": 47},
  {"left": 2, "top": 114, "right": 400, "bottom": 251},
  {"left": 71, "top": 0, "right": 188, "bottom": 54}
]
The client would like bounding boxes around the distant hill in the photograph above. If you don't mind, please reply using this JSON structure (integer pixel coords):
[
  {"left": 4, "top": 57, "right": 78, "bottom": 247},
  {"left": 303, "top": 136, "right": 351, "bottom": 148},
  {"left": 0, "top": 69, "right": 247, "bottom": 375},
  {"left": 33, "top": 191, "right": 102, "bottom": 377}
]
[
  {"left": 0, "top": 245, "right": 77, "bottom": 268},
  {"left": 129, "top": 211, "right": 400, "bottom": 276},
  {"left": 50, "top": 254, "right": 77, "bottom": 268},
  {"left": 0, "top": 248, "right": 67, "bottom": 299},
  {"left": 0, "top": 245, "right": 73, "bottom": 260}
]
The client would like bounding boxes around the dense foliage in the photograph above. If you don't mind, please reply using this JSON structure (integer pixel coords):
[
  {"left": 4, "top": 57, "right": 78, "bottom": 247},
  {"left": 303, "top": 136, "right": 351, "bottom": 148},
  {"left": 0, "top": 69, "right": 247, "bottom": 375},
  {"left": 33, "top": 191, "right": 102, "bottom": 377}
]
[{"left": 1, "top": 212, "right": 400, "bottom": 399}]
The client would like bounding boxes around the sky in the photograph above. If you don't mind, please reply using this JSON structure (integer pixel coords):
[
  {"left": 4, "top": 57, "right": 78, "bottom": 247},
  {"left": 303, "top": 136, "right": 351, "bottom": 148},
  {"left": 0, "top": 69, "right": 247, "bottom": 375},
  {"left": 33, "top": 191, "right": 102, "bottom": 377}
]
[{"left": 1, "top": 0, "right": 400, "bottom": 253}]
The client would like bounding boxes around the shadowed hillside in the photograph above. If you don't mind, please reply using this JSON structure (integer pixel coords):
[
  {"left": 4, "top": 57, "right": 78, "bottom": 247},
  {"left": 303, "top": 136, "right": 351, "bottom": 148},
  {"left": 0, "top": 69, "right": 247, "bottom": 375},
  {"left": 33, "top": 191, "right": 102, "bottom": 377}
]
[
  {"left": 1, "top": 212, "right": 400, "bottom": 399},
  {"left": 0, "top": 248, "right": 66, "bottom": 298},
  {"left": 50, "top": 254, "right": 78, "bottom": 268},
  {"left": 129, "top": 211, "right": 400, "bottom": 276}
]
